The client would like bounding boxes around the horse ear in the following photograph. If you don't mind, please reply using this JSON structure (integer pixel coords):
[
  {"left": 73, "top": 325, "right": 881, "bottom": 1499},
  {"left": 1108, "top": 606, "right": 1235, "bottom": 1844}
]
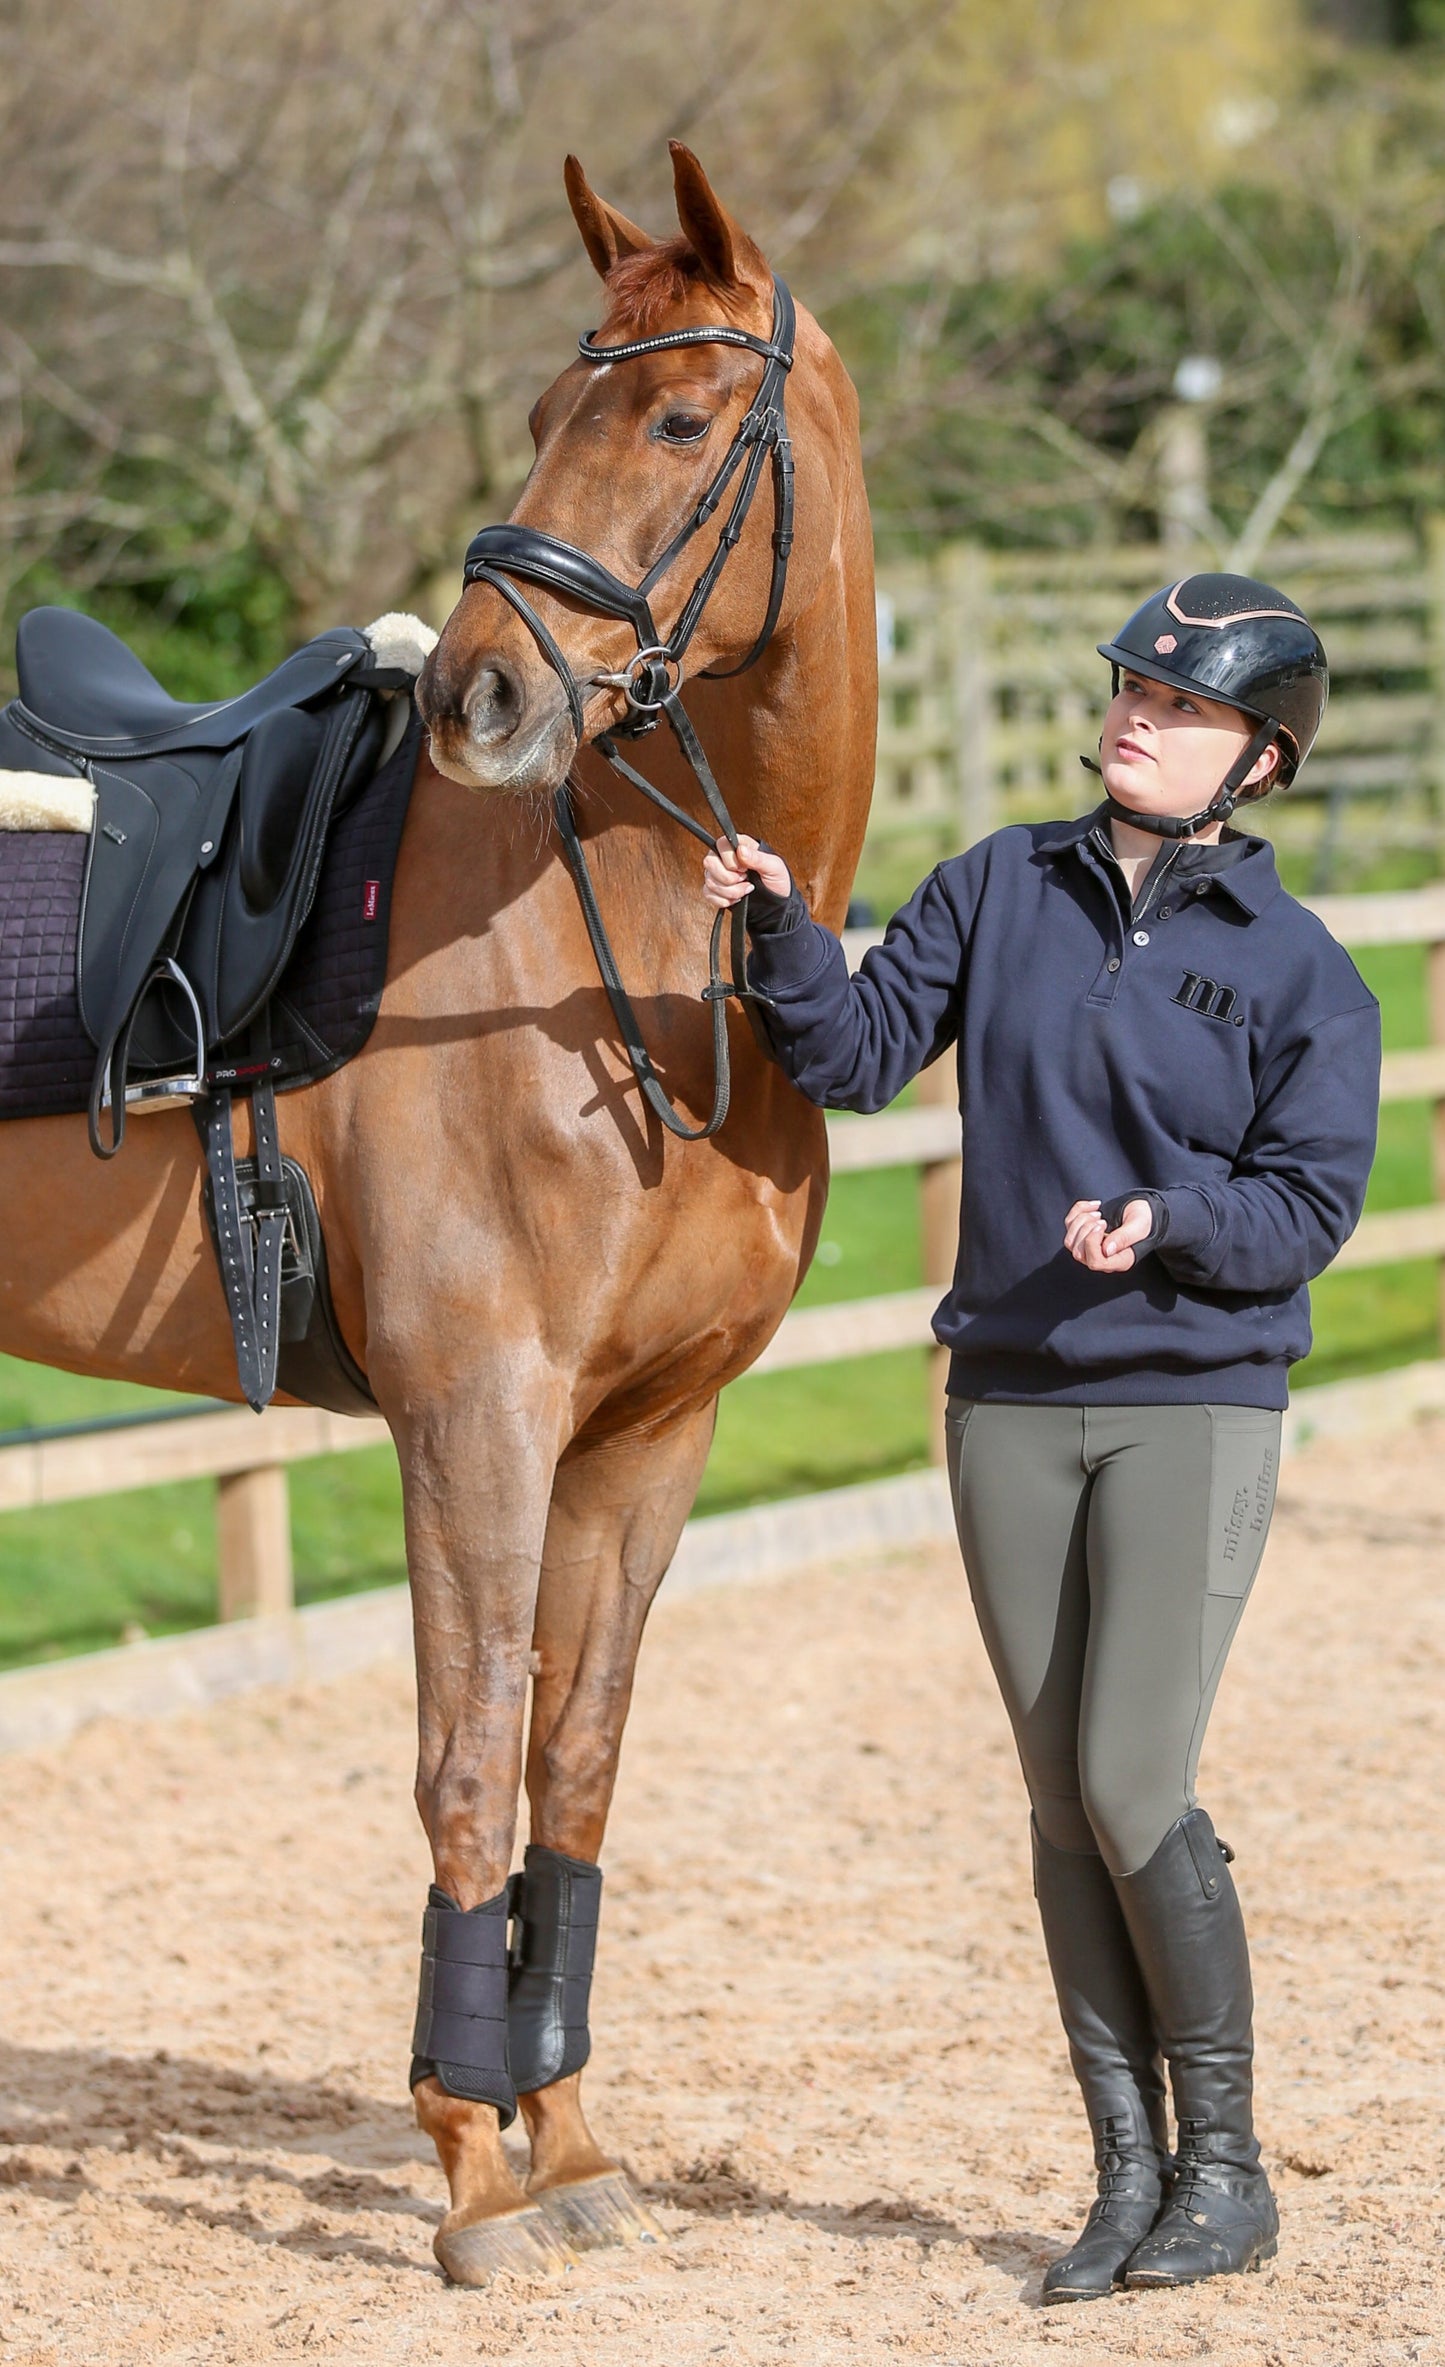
[
  {"left": 564, "top": 155, "right": 655, "bottom": 280},
  {"left": 669, "top": 142, "right": 770, "bottom": 295}
]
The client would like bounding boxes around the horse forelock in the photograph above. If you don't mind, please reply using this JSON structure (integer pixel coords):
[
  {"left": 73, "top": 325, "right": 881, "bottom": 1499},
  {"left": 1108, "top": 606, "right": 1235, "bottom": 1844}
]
[{"left": 599, "top": 239, "right": 761, "bottom": 338}]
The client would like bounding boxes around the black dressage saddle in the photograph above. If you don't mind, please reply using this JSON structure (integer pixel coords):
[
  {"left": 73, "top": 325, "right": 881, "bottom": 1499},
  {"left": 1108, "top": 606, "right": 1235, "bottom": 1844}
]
[
  {"left": 0, "top": 605, "right": 420, "bottom": 1412},
  {"left": 3, "top": 607, "right": 412, "bottom": 1131}
]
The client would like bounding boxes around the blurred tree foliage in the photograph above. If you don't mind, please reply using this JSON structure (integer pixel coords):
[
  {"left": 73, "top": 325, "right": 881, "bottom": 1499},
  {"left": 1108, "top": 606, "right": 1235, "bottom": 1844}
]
[
  {"left": 0, "top": 0, "right": 1441, "bottom": 680},
  {"left": 848, "top": 151, "right": 1445, "bottom": 558}
]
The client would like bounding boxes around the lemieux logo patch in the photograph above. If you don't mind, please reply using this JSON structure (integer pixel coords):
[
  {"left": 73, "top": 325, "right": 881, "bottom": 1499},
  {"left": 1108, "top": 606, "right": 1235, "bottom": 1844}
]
[{"left": 1174, "top": 971, "right": 1246, "bottom": 1027}]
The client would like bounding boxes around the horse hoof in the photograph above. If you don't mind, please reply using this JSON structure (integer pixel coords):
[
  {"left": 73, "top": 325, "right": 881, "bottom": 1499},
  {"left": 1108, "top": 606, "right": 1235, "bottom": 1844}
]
[
  {"left": 434, "top": 2204, "right": 576, "bottom": 2285},
  {"left": 533, "top": 2169, "right": 662, "bottom": 2252}
]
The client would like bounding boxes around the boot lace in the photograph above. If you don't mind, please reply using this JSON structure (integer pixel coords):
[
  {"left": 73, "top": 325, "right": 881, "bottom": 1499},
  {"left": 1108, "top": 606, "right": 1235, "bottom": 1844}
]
[
  {"left": 1095, "top": 2113, "right": 1159, "bottom": 2200},
  {"left": 1170, "top": 2116, "right": 1226, "bottom": 2208}
]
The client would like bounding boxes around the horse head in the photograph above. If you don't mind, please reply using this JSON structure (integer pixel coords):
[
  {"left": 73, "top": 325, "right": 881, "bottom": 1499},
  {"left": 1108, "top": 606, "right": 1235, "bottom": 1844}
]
[{"left": 418, "top": 143, "right": 845, "bottom": 796}]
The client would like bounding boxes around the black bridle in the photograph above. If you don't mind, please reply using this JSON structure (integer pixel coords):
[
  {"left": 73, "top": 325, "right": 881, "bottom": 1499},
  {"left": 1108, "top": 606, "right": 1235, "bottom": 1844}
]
[{"left": 458, "top": 278, "right": 796, "bottom": 1141}]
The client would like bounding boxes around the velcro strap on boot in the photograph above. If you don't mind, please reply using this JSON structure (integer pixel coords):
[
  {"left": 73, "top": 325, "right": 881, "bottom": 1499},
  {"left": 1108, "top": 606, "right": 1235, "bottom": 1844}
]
[
  {"left": 508, "top": 1844, "right": 602, "bottom": 2095},
  {"left": 409, "top": 1884, "right": 516, "bottom": 2126}
]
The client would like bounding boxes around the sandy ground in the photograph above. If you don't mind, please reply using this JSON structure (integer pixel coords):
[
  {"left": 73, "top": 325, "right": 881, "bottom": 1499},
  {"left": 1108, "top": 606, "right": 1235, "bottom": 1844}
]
[{"left": 1, "top": 1422, "right": 1444, "bottom": 2367}]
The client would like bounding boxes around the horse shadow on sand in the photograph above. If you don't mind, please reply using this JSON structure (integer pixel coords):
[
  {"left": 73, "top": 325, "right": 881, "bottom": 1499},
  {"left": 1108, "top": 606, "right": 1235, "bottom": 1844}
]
[
  {"left": 0, "top": 2042, "right": 1056, "bottom": 2297},
  {"left": 0, "top": 2039, "right": 438, "bottom": 2277},
  {"left": 637, "top": 2155, "right": 1056, "bottom": 2295}
]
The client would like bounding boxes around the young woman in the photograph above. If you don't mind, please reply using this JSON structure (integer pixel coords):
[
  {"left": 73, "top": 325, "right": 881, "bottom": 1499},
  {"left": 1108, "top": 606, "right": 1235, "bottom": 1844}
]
[{"left": 703, "top": 575, "right": 1380, "bottom": 2301}]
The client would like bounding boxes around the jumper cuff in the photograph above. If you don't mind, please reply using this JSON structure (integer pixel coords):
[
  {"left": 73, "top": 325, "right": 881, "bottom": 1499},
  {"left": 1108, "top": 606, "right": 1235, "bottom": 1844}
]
[
  {"left": 743, "top": 879, "right": 808, "bottom": 938},
  {"left": 745, "top": 911, "right": 839, "bottom": 995},
  {"left": 1149, "top": 1184, "right": 1219, "bottom": 1256}
]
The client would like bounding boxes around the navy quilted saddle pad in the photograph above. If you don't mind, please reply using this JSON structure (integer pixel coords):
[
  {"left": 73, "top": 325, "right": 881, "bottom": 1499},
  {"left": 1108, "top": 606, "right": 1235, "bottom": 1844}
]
[{"left": 0, "top": 713, "right": 419, "bottom": 1122}]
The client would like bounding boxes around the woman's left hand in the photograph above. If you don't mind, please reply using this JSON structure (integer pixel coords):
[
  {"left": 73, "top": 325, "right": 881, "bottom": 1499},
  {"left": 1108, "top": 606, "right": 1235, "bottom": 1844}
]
[{"left": 1064, "top": 1197, "right": 1153, "bottom": 1273}]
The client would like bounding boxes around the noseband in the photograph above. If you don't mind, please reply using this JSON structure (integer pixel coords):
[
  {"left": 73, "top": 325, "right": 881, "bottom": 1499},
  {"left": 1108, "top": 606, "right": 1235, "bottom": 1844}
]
[{"left": 456, "top": 279, "right": 797, "bottom": 1141}]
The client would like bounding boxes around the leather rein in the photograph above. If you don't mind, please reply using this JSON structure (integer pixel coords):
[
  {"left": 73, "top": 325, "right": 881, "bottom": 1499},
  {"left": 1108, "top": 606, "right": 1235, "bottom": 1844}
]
[{"left": 459, "top": 277, "right": 796, "bottom": 1141}]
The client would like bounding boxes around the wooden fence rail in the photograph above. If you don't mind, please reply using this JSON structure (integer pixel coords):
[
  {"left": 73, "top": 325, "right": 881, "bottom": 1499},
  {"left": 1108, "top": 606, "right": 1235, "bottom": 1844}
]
[
  {"left": 871, "top": 527, "right": 1445, "bottom": 888},
  {"left": 4, "top": 881, "right": 1444, "bottom": 1630}
]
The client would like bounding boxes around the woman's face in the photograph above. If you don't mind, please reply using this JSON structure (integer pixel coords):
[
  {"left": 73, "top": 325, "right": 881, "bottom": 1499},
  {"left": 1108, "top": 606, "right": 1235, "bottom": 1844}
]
[{"left": 1100, "top": 670, "right": 1279, "bottom": 823}]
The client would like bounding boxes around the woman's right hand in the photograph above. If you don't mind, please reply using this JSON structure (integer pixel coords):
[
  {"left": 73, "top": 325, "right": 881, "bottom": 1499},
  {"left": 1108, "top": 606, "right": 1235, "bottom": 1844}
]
[{"left": 702, "top": 833, "right": 793, "bottom": 911}]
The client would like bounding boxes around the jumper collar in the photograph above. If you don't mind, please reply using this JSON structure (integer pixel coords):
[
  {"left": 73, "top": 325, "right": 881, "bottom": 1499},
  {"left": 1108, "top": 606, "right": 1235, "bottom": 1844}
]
[{"left": 1035, "top": 807, "right": 1282, "bottom": 918}]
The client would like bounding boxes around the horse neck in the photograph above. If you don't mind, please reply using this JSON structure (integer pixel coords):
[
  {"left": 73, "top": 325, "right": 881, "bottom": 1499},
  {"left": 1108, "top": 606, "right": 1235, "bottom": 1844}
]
[{"left": 681, "top": 479, "right": 876, "bottom": 932}]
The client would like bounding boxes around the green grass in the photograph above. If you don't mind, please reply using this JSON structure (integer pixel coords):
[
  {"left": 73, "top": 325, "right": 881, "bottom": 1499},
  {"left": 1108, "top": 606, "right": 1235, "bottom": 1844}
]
[{"left": 0, "top": 938, "right": 1436, "bottom": 1667}]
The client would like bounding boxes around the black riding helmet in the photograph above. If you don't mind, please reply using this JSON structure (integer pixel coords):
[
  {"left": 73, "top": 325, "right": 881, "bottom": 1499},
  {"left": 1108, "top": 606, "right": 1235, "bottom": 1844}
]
[{"left": 1092, "top": 573, "right": 1329, "bottom": 840}]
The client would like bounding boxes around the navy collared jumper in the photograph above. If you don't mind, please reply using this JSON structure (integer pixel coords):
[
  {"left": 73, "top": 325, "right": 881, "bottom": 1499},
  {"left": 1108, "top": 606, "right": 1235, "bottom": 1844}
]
[{"left": 746, "top": 809, "right": 1381, "bottom": 1411}]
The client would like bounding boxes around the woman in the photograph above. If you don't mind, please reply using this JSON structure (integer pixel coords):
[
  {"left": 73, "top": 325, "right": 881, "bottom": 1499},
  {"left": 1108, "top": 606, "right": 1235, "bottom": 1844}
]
[{"left": 703, "top": 574, "right": 1380, "bottom": 2301}]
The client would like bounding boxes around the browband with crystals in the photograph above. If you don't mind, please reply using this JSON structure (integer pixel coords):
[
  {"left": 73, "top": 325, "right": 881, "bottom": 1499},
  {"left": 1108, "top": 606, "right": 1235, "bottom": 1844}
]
[{"left": 578, "top": 323, "right": 793, "bottom": 368}]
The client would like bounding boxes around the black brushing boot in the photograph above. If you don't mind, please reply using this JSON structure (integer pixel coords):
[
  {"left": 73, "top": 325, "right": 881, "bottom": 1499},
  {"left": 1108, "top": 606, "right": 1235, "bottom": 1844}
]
[
  {"left": 1113, "top": 1810, "right": 1278, "bottom": 2288},
  {"left": 507, "top": 1843, "right": 602, "bottom": 2095},
  {"left": 1032, "top": 1822, "right": 1173, "bottom": 2305}
]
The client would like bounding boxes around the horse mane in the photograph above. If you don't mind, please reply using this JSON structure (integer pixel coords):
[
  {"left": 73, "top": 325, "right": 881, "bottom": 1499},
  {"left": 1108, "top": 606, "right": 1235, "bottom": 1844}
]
[{"left": 600, "top": 239, "right": 759, "bottom": 337}]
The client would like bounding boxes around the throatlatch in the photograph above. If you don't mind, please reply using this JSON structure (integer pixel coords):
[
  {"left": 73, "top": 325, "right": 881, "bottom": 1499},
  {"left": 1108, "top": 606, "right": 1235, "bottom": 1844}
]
[
  {"left": 507, "top": 1844, "right": 603, "bottom": 2095},
  {"left": 410, "top": 1885, "right": 517, "bottom": 2127}
]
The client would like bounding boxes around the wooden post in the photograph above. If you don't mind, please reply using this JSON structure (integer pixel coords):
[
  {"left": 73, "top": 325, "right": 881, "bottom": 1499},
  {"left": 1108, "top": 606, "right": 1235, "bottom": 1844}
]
[
  {"left": 1427, "top": 934, "right": 1445, "bottom": 1358},
  {"left": 1158, "top": 405, "right": 1211, "bottom": 556},
  {"left": 917, "top": 1054, "right": 963, "bottom": 1463},
  {"left": 1428, "top": 522, "right": 1445, "bottom": 1349},
  {"left": 1428, "top": 516, "right": 1445, "bottom": 868},
  {"left": 216, "top": 1465, "right": 294, "bottom": 1620},
  {"left": 935, "top": 542, "right": 992, "bottom": 851}
]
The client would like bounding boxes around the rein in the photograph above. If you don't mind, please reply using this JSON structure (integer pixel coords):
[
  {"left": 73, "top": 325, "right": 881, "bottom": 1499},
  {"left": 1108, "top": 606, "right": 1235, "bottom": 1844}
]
[{"left": 458, "top": 278, "right": 796, "bottom": 1141}]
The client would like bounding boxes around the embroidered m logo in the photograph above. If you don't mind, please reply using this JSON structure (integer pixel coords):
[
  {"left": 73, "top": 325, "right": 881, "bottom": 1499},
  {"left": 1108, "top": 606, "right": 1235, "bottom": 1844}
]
[{"left": 1174, "top": 971, "right": 1241, "bottom": 1024}]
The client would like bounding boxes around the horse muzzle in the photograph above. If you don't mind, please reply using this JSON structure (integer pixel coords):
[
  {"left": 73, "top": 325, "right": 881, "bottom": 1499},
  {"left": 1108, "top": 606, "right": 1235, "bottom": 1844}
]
[{"left": 415, "top": 638, "right": 578, "bottom": 795}]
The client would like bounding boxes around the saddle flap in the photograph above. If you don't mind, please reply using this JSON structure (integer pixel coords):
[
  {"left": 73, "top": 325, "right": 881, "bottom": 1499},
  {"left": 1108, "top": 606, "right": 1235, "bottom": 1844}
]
[{"left": 77, "top": 760, "right": 206, "bottom": 1054}]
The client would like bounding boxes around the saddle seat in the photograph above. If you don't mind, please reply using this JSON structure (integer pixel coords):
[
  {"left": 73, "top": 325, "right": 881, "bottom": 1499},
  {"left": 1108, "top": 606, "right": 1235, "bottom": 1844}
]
[{"left": 13, "top": 605, "right": 366, "bottom": 753}]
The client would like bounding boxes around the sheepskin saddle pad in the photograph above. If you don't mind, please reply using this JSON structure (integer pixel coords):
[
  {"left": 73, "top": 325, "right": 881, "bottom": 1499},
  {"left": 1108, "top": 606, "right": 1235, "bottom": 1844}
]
[{"left": 0, "top": 612, "right": 432, "bottom": 1122}]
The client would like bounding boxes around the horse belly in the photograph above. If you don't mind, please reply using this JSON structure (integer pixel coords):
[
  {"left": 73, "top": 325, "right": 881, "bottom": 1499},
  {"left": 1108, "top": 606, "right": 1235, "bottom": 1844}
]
[{"left": 0, "top": 1106, "right": 244, "bottom": 1397}]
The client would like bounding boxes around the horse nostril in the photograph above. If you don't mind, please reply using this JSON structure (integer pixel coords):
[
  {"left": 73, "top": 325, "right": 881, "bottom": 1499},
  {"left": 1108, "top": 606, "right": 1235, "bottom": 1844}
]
[{"left": 466, "top": 665, "right": 524, "bottom": 746}]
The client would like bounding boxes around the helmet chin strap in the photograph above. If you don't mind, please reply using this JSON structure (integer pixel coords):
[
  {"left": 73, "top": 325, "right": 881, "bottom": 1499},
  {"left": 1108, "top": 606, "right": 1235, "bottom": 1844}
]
[{"left": 1080, "top": 719, "right": 1279, "bottom": 841}]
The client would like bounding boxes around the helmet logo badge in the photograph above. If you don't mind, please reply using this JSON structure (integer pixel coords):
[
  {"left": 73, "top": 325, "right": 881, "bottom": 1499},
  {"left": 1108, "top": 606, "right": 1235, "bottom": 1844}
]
[{"left": 1154, "top": 633, "right": 1178, "bottom": 654}]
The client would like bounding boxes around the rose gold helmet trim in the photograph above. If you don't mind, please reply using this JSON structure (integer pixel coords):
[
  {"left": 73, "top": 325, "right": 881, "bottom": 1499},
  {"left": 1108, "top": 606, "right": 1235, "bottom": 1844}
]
[{"left": 1165, "top": 583, "right": 1305, "bottom": 630}]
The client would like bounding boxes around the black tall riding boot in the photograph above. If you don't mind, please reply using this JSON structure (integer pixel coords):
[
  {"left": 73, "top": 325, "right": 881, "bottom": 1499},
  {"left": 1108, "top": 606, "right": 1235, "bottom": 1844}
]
[
  {"left": 1032, "top": 1822, "right": 1172, "bottom": 2305},
  {"left": 1113, "top": 1809, "right": 1278, "bottom": 2287}
]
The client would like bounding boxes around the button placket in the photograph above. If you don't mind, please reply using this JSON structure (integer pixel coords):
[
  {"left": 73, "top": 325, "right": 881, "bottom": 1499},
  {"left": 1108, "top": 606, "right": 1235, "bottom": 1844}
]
[{"left": 1081, "top": 840, "right": 1128, "bottom": 1003}]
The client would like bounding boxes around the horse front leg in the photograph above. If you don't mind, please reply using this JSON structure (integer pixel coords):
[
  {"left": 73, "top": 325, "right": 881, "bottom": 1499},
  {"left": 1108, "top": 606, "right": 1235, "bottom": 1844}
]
[
  {"left": 395, "top": 1384, "right": 576, "bottom": 2286},
  {"left": 515, "top": 1400, "right": 717, "bottom": 2250}
]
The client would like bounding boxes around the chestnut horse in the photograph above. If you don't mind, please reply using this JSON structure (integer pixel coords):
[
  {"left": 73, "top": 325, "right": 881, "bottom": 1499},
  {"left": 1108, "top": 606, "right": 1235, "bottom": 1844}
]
[{"left": 0, "top": 144, "right": 875, "bottom": 2280}]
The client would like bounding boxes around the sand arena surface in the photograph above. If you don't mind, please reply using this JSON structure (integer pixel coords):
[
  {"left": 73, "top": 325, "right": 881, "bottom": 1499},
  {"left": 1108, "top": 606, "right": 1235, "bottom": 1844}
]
[{"left": 1, "top": 1422, "right": 1443, "bottom": 2365}]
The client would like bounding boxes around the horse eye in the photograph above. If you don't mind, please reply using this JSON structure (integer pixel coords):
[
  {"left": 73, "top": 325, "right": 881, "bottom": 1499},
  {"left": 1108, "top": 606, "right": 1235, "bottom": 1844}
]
[{"left": 657, "top": 411, "right": 711, "bottom": 445}]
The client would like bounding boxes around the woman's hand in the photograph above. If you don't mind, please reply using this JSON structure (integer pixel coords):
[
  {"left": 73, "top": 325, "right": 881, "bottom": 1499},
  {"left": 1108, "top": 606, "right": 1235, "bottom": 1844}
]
[
  {"left": 702, "top": 832, "right": 793, "bottom": 911},
  {"left": 1064, "top": 1197, "right": 1153, "bottom": 1274}
]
